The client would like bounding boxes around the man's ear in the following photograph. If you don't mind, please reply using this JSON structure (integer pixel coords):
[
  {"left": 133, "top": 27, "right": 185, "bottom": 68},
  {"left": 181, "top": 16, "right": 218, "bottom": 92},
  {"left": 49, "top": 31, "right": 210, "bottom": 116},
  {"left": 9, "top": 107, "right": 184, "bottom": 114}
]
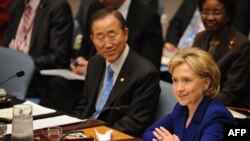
[{"left": 124, "top": 27, "right": 129, "bottom": 41}]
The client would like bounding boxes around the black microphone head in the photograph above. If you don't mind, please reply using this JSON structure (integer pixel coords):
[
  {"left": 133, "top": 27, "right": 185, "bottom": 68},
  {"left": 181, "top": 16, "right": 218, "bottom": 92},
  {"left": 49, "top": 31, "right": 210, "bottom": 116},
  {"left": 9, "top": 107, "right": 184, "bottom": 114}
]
[{"left": 16, "top": 71, "right": 25, "bottom": 77}]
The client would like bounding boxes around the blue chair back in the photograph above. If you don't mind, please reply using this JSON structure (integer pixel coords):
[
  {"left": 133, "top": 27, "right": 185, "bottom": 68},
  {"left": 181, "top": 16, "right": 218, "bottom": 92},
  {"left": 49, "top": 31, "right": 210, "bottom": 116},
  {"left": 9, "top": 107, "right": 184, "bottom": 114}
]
[
  {"left": 155, "top": 80, "right": 177, "bottom": 121},
  {"left": 0, "top": 47, "right": 35, "bottom": 100}
]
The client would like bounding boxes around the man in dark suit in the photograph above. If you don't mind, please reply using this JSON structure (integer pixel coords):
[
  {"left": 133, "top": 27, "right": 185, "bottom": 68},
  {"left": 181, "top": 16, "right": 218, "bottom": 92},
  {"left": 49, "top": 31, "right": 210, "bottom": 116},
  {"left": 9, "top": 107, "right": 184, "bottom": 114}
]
[
  {"left": 44, "top": 0, "right": 163, "bottom": 113},
  {"left": 73, "top": 9, "right": 161, "bottom": 137},
  {"left": 232, "top": 0, "right": 250, "bottom": 36},
  {"left": 76, "top": 0, "right": 163, "bottom": 73},
  {"left": 3, "top": 0, "right": 73, "bottom": 101}
]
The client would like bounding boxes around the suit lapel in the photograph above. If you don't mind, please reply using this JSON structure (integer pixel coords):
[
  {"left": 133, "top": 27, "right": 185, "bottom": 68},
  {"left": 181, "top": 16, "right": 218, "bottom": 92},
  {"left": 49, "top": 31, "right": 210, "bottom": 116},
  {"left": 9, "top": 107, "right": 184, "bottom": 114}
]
[
  {"left": 10, "top": 1, "right": 25, "bottom": 39},
  {"left": 89, "top": 57, "right": 106, "bottom": 108},
  {"left": 29, "top": 0, "right": 47, "bottom": 52},
  {"left": 184, "top": 97, "right": 212, "bottom": 140},
  {"left": 104, "top": 51, "right": 133, "bottom": 107},
  {"left": 212, "top": 28, "right": 234, "bottom": 61}
]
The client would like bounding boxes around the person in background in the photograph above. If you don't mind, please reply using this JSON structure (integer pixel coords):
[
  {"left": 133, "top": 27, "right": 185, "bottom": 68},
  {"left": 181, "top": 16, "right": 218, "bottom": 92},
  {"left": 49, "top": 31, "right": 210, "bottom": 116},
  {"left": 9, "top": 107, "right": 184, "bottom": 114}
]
[
  {"left": 161, "top": 0, "right": 203, "bottom": 83},
  {"left": 193, "top": 0, "right": 250, "bottom": 108},
  {"left": 45, "top": 0, "right": 163, "bottom": 113},
  {"left": 73, "top": 9, "right": 160, "bottom": 137},
  {"left": 140, "top": 0, "right": 164, "bottom": 15},
  {"left": 0, "top": 0, "right": 12, "bottom": 45},
  {"left": 143, "top": 47, "right": 236, "bottom": 141},
  {"left": 76, "top": 0, "right": 163, "bottom": 73},
  {"left": 161, "top": 0, "right": 250, "bottom": 82},
  {"left": 163, "top": 0, "right": 202, "bottom": 52},
  {"left": 3, "top": 0, "right": 73, "bottom": 103}
]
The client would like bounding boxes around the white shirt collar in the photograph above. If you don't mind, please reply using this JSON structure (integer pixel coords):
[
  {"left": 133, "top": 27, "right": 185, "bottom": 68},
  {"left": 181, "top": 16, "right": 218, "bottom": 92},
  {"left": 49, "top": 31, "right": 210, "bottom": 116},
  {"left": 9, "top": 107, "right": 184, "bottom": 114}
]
[
  {"left": 27, "top": 0, "right": 40, "bottom": 11},
  {"left": 106, "top": 44, "right": 129, "bottom": 79},
  {"left": 117, "top": 0, "right": 131, "bottom": 20}
]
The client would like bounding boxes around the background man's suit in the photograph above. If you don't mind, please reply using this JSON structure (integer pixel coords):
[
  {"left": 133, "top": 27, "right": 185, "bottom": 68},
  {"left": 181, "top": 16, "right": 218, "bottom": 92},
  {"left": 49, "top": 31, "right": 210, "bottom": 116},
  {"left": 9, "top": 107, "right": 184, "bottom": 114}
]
[
  {"left": 3, "top": 0, "right": 73, "bottom": 100},
  {"left": 74, "top": 49, "right": 161, "bottom": 137},
  {"left": 165, "top": 0, "right": 199, "bottom": 46},
  {"left": 80, "top": 0, "right": 163, "bottom": 70}
]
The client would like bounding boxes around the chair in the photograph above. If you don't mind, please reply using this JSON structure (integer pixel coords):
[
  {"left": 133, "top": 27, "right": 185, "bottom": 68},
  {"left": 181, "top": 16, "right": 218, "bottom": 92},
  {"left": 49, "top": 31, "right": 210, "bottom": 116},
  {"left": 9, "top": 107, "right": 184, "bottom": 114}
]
[
  {"left": 0, "top": 47, "right": 35, "bottom": 100},
  {"left": 154, "top": 80, "right": 177, "bottom": 121}
]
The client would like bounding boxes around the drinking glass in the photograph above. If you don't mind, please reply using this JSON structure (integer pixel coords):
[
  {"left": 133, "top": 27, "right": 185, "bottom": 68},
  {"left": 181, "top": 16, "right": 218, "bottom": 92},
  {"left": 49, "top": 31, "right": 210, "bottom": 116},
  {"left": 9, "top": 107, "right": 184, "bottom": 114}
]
[
  {"left": 12, "top": 104, "right": 33, "bottom": 141},
  {"left": 47, "top": 126, "right": 62, "bottom": 141},
  {"left": 0, "top": 122, "right": 7, "bottom": 141}
]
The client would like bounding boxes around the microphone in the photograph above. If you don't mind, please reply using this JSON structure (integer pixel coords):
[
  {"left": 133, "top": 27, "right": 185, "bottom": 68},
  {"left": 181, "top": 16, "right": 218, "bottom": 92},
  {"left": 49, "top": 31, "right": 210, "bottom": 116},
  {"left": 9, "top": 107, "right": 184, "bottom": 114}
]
[
  {"left": 60, "top": 106, "right": 129, "bottom": 140},
  {"left": 0, "top": 71, "right": 25, "bottom": 86}
]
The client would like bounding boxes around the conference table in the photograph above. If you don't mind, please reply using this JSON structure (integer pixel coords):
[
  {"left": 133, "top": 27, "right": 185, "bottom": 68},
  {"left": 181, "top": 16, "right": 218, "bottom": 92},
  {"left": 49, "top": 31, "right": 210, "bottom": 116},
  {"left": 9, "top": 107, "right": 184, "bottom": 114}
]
[
  {"left": 0, "top": 96, "right": 141, "bottom": 141},
  {"left": 33, "top": 119, "right": 141, "bottom": 141}
]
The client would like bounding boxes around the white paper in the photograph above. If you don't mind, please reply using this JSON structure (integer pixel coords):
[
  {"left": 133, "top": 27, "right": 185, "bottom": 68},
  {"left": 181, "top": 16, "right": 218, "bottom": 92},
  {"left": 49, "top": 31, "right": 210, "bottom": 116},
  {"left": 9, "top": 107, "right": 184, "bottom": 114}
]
[
  {"left": 0, "top": 100, "right": 56, "bottom": 120},
  {"left": 227, "top": 108, "right": 247, "bottom": 119},
  {"left": 95, "top": 128, "right": 113, "bottom": 141},
  {"left": 161, "top": 56, "right": 171, "bottom": 65},
  {"left": 40, "top": 69, "right": 85, "bottom": 80},
  {"left": 6, "top": 115, "right": 84, "bottom": 134}
]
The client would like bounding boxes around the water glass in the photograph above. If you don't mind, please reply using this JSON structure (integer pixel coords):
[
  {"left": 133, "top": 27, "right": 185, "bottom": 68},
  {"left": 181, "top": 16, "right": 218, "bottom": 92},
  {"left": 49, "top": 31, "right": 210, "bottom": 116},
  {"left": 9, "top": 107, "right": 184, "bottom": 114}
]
[
  {"left": 0, "top": 122, "right": 7, "bottom": 141},
  {"left": 12, "top": 104, "right": 33, "bottom": 141},
  {"left": 47, "top": 126, "right": 62, "bottom": 141}
]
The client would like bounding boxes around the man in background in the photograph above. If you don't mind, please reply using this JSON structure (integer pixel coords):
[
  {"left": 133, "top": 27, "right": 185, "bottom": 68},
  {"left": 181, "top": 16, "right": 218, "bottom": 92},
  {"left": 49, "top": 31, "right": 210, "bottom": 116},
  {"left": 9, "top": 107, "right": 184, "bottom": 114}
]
[{"left": 3, "top": 0, "right": 73, "bottom": 103}]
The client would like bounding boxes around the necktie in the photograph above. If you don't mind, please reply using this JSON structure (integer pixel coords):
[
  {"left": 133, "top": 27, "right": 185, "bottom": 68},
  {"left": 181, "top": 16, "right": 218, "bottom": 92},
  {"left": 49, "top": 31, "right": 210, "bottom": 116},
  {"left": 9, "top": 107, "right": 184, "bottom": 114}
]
[
  {"left": 21, "top": 3, "right": 32, "bottom": 40},
  {"left": 95, "top": 65, "right": 114, "bottom": 118}
]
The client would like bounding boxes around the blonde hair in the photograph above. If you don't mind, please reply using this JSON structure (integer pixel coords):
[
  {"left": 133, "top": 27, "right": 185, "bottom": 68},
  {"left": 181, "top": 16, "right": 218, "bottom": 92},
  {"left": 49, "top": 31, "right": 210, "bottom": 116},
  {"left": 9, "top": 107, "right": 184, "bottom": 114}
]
[{"left": 168, "top": 47, "right": 220, "bottom": 97}]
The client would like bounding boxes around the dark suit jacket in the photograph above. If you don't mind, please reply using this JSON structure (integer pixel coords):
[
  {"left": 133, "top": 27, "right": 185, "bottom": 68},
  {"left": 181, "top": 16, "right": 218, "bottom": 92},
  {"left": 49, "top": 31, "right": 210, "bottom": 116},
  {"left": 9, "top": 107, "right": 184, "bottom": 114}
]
[
  {"left": 142, "top": 97, "right": 236, "bottom": 141},
  {"left": 232, "top": 0, "right": 250, "bottom": 36},
  {"left": 3, "top": 0, "right": 73, "bottom": 70},
  {"left": 74, "top": 49, "right": 161, "bottom": 137},
  {"left": 193, "top": 27, "right": 250, "bottom": 108},
  {"left": 165, "top": 0, "right": 199, "bottom": 46},
  {"left": 79, "top": 0, "right": 163, "bottom": 70}
]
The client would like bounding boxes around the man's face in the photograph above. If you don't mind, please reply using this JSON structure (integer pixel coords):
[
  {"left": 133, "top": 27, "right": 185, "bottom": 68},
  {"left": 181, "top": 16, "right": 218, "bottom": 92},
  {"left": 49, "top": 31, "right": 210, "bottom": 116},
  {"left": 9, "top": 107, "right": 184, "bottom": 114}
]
[
  {"left": 99, "top": 0, "right": 125, "bottom": 9},
  {"left": 91, "top": 14, "right": 128, "bottom": 63}
]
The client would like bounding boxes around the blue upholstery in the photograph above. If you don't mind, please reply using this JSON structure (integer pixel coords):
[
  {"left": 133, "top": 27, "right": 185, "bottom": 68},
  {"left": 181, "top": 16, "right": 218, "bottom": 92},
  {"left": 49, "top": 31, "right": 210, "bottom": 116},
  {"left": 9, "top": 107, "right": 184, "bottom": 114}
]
[
  {"left": 0, "top": 47, "right": 35, "bottom": 100},
  {"left": 155, "top": 80, "right": 177, "bottom": 121}
]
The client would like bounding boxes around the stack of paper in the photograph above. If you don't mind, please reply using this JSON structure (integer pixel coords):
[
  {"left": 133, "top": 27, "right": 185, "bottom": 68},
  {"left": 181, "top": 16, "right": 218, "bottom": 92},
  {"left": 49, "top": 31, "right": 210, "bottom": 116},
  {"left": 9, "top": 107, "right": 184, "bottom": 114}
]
[
  {"left": 40, "top": 69, "right": 85, "bottom": 80},
  {"left": 6, "top": 115, "right": 84, "bottom": 134},
  {"left": 0, "top": 100, "right": 56, "bottom": 120}
]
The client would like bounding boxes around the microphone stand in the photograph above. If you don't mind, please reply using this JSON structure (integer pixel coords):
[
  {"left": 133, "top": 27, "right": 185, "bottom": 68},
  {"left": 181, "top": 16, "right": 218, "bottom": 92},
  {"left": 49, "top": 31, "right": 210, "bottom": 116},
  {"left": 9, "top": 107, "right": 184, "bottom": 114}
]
[
  {"left": 0, "top": 71, "right": 25, "bottom": 86},
  {"left": 60, "top": 107, "right": 122, "bottom": 141}
]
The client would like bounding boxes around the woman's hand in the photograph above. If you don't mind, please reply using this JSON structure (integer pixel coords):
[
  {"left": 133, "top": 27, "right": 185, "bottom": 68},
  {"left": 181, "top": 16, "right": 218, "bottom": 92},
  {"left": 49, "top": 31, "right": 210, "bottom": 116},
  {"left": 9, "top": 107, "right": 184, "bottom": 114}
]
[{"left": 152, "top": 126, "right": 180, "bottom": 141}]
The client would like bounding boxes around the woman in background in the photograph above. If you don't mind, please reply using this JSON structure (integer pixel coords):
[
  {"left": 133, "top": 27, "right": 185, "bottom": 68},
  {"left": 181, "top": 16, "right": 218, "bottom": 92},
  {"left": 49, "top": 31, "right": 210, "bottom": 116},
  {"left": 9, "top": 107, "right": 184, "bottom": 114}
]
[
  {"left": 142, "top": 48, "right": 236, "bottom": 141},
  {"left": 194, "top": 0, "right": 250, "bottom": 108}
]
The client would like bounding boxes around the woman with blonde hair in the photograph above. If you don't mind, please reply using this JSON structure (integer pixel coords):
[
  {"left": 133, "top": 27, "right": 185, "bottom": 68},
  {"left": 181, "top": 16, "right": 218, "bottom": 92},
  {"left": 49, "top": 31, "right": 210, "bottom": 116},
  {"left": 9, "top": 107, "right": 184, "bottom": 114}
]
[{"left": 142, "top": 47, "right": 236, "bottom": 141}]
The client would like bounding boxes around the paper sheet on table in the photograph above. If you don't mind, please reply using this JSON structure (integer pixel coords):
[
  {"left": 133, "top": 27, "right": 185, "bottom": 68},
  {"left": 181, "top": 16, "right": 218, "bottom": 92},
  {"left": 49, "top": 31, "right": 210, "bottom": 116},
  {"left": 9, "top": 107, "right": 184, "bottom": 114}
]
[
  {"left": 40, "top": 69, "right": 85, "bottom": 80},
  {"left": 6, "top": 115, "right": 84, "bottom": 134},
  {"left": 0, "top": 100, "right": 56, "bottom": 120},
  {"left": 227, "top": 108, "right": 247, "bottom": 119}
]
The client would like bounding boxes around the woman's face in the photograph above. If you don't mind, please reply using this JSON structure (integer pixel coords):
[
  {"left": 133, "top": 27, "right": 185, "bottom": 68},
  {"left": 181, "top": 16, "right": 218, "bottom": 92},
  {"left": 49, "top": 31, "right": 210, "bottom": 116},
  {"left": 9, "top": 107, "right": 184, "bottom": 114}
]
[
  {"left": 200, "top": 0, "right": 229, "bottom": 32},
  {"left": 172, "top": 63, "right": 210, "bottom": 109}
]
